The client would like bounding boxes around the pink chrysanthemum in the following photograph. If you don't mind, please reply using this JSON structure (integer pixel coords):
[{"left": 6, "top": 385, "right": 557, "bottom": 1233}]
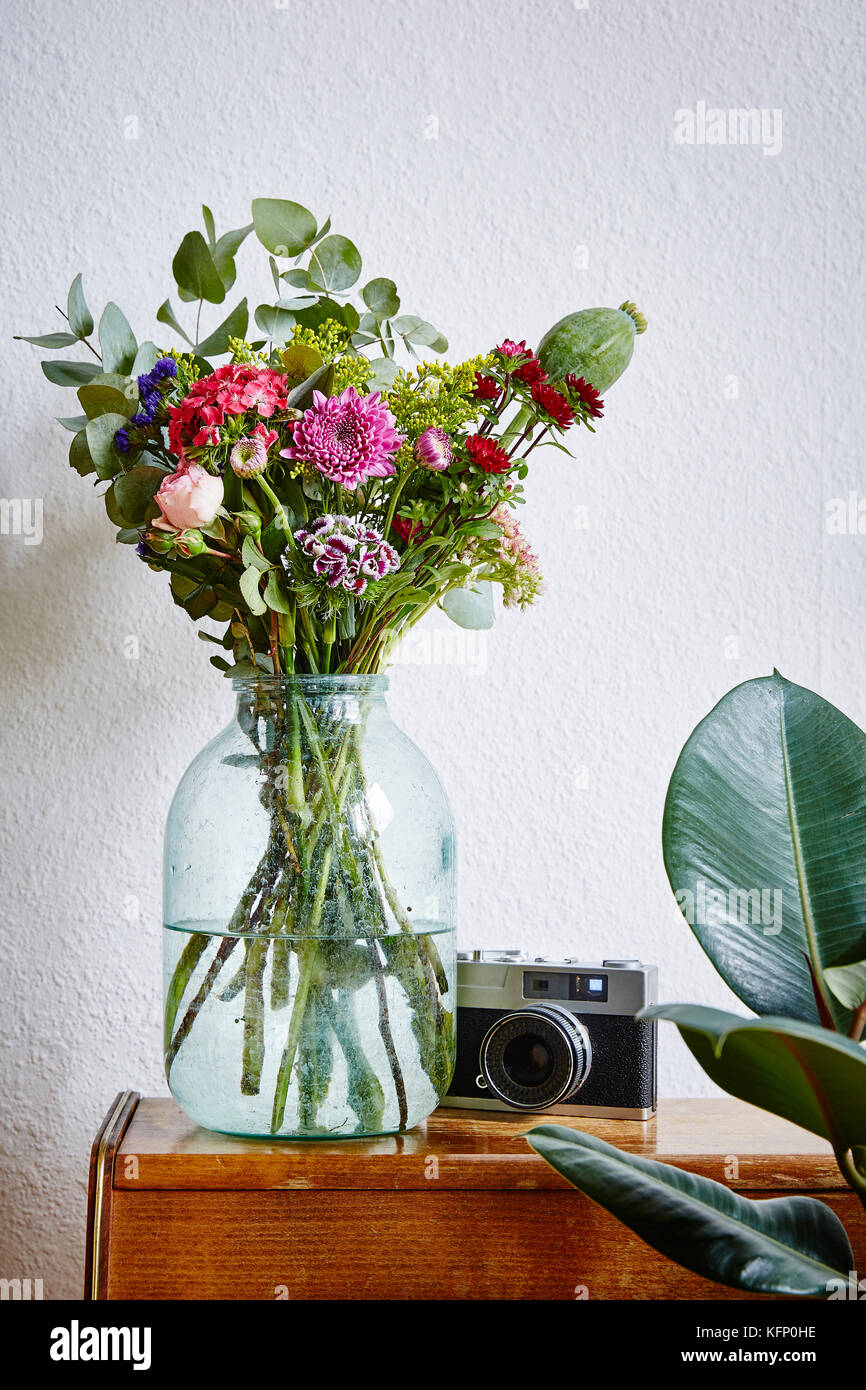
[{"left": 281, "top": 388, "right": 404, "bottom": 489}]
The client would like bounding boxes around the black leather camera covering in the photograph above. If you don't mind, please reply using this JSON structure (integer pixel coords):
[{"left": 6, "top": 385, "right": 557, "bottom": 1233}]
[{"left": 447, "top": 1007, "right": 657, "bottom": 1109}]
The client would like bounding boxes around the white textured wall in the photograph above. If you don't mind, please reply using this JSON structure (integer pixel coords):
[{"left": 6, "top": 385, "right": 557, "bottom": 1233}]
[{"left": 1, "top": 0, "right": 864, "bottom": 1298}]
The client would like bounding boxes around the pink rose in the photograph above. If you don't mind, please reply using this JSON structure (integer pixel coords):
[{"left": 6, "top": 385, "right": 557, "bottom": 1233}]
[{"left": 154, "top": 463, "right": 224, "bottom": 531}]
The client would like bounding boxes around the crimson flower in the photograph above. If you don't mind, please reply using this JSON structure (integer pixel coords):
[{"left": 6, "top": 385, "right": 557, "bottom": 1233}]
[
  {"left": 473, "top": 373, "right": 501, "bottom": 402},
  {"left": 465, "top": 434, "right": 512, "bottom": 474},
  {"left": 565, "top": 374, "right": 605, "bottom": 419},
  {"left": 392, "top": 516, "right": 427, "bottom": 545},
  {"left": 530, "top": 382, "right": 574, "bottom": 430},
  {"left": 494, "top": 339, "right": 547, "bottom": 386}
]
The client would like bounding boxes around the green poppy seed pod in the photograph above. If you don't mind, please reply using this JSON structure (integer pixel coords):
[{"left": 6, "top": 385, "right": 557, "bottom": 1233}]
[{"left": 537, "top": 302, "right": 647, "bottom": 394}]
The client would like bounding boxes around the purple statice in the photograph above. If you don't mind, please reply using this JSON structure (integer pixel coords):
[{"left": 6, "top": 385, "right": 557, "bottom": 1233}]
[
  {"left": 115, "top": 428, "right": 131, "bottom": 453},
  {"left": 135, "top": 536, "right": 148, "bottom": 558},
  {"left": 294, "top": 514, "right": 400, "bottom": 597},
  {"left": 132, "top": 357, "right": 179, "bottom": 426}
]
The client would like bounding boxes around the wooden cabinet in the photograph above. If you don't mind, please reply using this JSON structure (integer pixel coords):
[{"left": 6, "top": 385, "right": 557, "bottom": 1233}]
[{"left": 86, "top": 1093, "right": 865, "bottom": 1300}]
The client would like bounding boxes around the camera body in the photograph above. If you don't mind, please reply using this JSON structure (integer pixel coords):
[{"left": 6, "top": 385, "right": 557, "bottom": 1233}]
[{"left": 446, "top": 950, "right": 658, "bottom": 1118}]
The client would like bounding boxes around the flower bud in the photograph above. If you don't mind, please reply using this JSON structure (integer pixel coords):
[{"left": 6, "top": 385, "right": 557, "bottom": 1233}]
[
  {"left": 235, "top": 510, "right": 263, "bottom": 538},
  {"left": 413, "top": 427, "right": 452, "bottom": 471},
  {"left": 178, "top": 529, "right": 206, "bottom": 556},
  {"left": 230, "top": 435, "right": 268, "bottom": 478}
]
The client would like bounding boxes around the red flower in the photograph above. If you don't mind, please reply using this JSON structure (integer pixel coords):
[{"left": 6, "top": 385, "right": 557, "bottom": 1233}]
[
  {"left": 565, "top": 374, "right": 604, "bottom": 420},
  {"left": 465, "top": 434, "right": 512, "bottom": 474},
  {"left": 392, "top": 516, "right": 426, "bottom": 545},
  {"left": 530, "top": 381, "right": 574, "bottom": 430},
  {"left": 494, "top": 339, "right": 547, "bottom": 386},
  {"left": 473, "top": 372, "right": 501, "bottom": 402}
]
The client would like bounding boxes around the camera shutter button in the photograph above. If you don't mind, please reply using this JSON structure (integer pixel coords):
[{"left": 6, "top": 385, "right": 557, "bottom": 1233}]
[{"left": 602, "top": 958, "right": 641, "bottom": 968}]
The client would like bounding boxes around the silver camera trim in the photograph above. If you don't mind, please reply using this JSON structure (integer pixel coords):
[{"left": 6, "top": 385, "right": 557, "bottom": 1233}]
[{"left": 479, "top": 1004, "right": 592, "bottom": 1111}]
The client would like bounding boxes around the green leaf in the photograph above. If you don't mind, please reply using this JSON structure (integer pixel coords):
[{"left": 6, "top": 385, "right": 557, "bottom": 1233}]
[
  {"left": 261, "top": 513, "right": 294, "bottom": 562},
  {"left": 264, "top": 570, "right": 294, "bottom": 614},
  {"left": 442, "top": 580, "right": 495, "bottom": 630},
  {"left": 196, "top": 299, "right": 249, "bottom": 358},
  {"left": 241, "top": 535, "right": 271, "bottom": 573},
  {"left": 113, "top": 465, "right": 166, "bottom": 525},
  {"left": 279, "top": 343, "right": 324, "bottom": 380},
  {"left": 202, "top": 204, "right": 216, "bottom": 249},
  {"left": 824, "top": 961, "right": 866, "bottom": 1010},
  {"left": 308, "top": 235, "right": 362, "bottom": 292},
  {"left": 104, "top": 483, "right": 129, "bottom": 527},
  {"left": 156, "top": 299, "right": 193, "bottom": 347},
  {"left": 14, "top": 331, "right": 78, "bottom": 348},
  {"left": 77, "top": 374, "right": 137, "bottom": 420},
  {"left": 527, "top": 1124, "right": 852, "bottom": 1298},
  {"left": 365, "top": 358, "right": 399, "bottom": 391},
  {"left": 56, "top": 415, "right": 88, "bottom": 431},
  {"left": 213, "top": 222, "right": 254, "bottom": 291},
  {"left": 85, "top": 412, "right": 128, "bottom": 479},
  {"left": 663, "top": 672, "right": 866, "bottom": 1029},
  {"left": 362, "top": 278, "right": 400, "bottom": 317},
  {"left": 98, "top": 303, "right": 137, "bottom": 374},
  {"left": 254, "top": 302, "right": 296, "bottom": 341},
  {"left": 281, "top": 268, "right": 319, "bottom": 292},
  {"left": 239, "top": 565, "right": 268, "bottom": 616},
  {"left": 116, "top": 528, "right": 141, "bottom": 545},
  {"left": 392, "top": 314, "right": 448, "bottom": 353},
  {"left": 41, "top": 359, "right": 101, "bottom": 387},
  {"left": 67, "top": 273, "right": 94, "bottom": 338},
  {"left": 286, "top": 362, "right": 334, "bottom": 408},
  {"left": 172, "top": 231, "right": 226, "bottom": 304},
  {"left": 131, "top": 341, "right": 160, "bottom": 376},
  {"left": 646, "top": 1004, "right": 866, "bottom": 1157},
  {"left": 461, "top": 519, "right": 502, "bottom": 539},
  {"left": 69, "top": 429, "right": 95, "bottom": 477},
  {"left": 251, "top": 198, "right": 317, "bottom": 257}
]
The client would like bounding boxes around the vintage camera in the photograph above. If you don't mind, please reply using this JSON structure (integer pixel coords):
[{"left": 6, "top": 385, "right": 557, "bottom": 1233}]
[{"left": 446, "top": 951, "right": 658, "bottom": 1118}]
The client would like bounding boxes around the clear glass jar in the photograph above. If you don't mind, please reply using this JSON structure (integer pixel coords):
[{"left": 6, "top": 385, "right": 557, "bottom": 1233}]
[{"left": 163, "top": 675, "right": 456, "bottom": 1138}]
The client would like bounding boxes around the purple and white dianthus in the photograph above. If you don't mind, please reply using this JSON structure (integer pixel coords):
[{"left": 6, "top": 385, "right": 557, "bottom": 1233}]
[{"left": 294, "top": 514, "right": 400, "bottom": 597}]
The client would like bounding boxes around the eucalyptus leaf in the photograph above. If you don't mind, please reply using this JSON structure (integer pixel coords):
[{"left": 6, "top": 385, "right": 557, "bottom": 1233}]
[
  {"left": 645, "top": 1004, "right": 866, "bottom": 1155},
  {"left": 14, "top": 331, "right": 78, "bottom": 348},
  {"left": 281, "top": 268, "right": 319, "bottom": 292},
  {"left": 77, "top": 374, "right": 137, "bottom": 420},
  {"left": 308, "top": 235, "right": 362, "bottom": 292},
  {"left": 663, "top": 672, "right": 866, "bottom": 1029},
  {"left": 442, "top": 580, "right": 495, "bottom": 630},
  {"left": 362, "top": 277, "right": 400, "bottom": 317},
  {"left": 98, "top": 303, "right": 137, "bottom": 374},
  {"left": 57, "top": 415, "right": 88, "bottom": 432},
  {"left": 172, "top": 231, "right": 226, "bottom": 304},
  {"left": 213, "top": 223, "right": 254, "bottom": 291},
  {"left": 41, "top": 359, "right": 101, "bottom": 387},
  {"left": 116, "top": 528, "right": 142, "bottom": 545},
  {"left": 85, "top": 412, "right": 128, "bottom": 479},
  {"left": 251, "top": 198, "right": 317, "bottom": 257},
  {"left": 392, "top": 314, "right": 448, "bottom": 353},
  {"left": 131, "top": 341, "right": 160, "bottom": 376},
  {"left": 196, "top": 299, "right": 249, "bottom": 358},
  {"left": 264, "top": 571, "right": 294, "bottom": 614},
  {"left": 254, "top": 302, "right": 296, "bottom": 341},
  {"left": 67, "top": 273, "right": 94, "bottom": 338},
  {"left": 113, "top": 465, "right": 165, "bottom": 524},
  {"left": 202, "top": 204, "right": 216, "bottom": 249},
  {"left": 69, "top": 430, "right": 95, "bottom": 477},
  {"left": 527, "top": 1124, "right": 852, "bottom": 1298},
  {"left": 365, "top": 357, "right": 399, "bottom": 391},
  {"left": 156, "top": 299, "right": 193, "bottom": 346}
]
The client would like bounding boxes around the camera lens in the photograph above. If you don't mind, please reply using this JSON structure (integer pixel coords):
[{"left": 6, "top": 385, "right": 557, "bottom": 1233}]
[{"left": 479, "top": 1005, "right": 592, "bottom": 1111}]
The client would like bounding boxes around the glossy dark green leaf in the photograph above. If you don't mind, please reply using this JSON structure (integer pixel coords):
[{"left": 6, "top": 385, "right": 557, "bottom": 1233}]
[
  {"left": 67, "top": 273, "right": 94, "bottom": 338},
  {"left": 196, "top": 299, "right": 249, "bottom": 358},
  {"left": 156, "top": 299, "right": 193, "bottom": 346},
  {"left": 14, "top": 331, "right": 78, "bottom": 348},
  {"left": 308, "top": 234, "right": 362, "bottom": 292},
  {"left": 41, "top": 359, "right": 101, "bottom": 387},
  {"left": 172, "top": 231, "right": 226, "bottom": 304},
  {"left": 527, "top": 1124, "right": 852, "bottom": 1298},
  {"left": 824, "top": 961, "right": 866, "bottom": 1010},
  {"left": 663, "top": 672, "right": 866, "bottom": 1029},
  {"left": 252, "top": 198, "right": 317, "bottom": 257},
  {"left": 98, "top": 303, "right": 137, "bottom": 374},
  {"left": 646, "top": 1004, "right": 866, "bottom": 1155}
]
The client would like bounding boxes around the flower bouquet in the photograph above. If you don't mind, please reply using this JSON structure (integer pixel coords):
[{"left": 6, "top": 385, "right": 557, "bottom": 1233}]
[{"left": 17, "top": 197, "right": 645, "bottom": 1136}]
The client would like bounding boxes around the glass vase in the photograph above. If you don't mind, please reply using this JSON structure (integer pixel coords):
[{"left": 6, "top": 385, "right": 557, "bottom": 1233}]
[{"left": 163, "top": 675, "right": 456, "bottom": 1138}]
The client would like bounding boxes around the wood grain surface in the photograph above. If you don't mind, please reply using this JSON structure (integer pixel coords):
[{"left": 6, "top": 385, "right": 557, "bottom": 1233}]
[{"left": 91, "top": 1096, "right": 865, "bottom": 1301}]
